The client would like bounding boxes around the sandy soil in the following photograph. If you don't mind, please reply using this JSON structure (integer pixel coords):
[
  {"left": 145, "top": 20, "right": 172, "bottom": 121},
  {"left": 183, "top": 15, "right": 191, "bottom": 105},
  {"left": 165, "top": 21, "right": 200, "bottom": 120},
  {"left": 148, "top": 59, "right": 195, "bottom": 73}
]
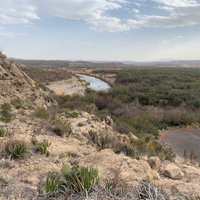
[{"left": 46, "top": 76, "right": 87, "bottom": 96}]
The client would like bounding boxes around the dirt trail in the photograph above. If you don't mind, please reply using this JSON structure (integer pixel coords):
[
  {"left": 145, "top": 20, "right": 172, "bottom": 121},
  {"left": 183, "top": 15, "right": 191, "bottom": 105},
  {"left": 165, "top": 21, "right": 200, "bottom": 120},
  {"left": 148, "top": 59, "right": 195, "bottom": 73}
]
[{"left": 163, "top": 128, "right": 200, "bottom": 162}]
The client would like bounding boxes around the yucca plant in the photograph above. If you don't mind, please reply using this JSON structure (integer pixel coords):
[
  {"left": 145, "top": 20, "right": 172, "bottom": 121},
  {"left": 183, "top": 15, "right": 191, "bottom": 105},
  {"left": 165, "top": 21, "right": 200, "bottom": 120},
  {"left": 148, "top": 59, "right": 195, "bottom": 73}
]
[
  {"left": 32, "top": 137, "right": 50, "bottom": 157},
  {"left": 3, "top": 140, "right": 27, "bottom": 159},
  {"left": 61, "top": 164, "right": 99, "bottom": 193},
  {"left": 45, "top": 172, "right": 62, "bottom": 193}
]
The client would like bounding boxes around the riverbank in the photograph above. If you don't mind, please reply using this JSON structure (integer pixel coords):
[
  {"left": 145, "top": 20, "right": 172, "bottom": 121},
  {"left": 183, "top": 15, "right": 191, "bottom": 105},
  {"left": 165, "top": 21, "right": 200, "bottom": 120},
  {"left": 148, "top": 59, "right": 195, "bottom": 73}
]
[{"left": 46, "top": 76, "right": 87, "bottom": 96}]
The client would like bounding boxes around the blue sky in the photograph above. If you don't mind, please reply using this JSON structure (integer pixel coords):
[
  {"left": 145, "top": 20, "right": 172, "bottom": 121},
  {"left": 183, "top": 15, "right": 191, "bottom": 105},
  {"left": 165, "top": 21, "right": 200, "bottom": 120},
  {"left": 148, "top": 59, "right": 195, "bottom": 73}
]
[{"left": 0, "top": 0, "right": 200, "bottom": 61}]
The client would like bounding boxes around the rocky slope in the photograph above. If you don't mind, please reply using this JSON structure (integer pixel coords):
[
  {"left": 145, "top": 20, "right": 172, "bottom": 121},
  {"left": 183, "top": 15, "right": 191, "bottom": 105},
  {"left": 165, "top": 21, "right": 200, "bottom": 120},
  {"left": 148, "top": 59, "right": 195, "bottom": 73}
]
[
  {"left": 0, "top": 52, "right": 53, "bottom": 107},
  {"left": 0, "top": 53, "right": 200, "bottom": 199}
]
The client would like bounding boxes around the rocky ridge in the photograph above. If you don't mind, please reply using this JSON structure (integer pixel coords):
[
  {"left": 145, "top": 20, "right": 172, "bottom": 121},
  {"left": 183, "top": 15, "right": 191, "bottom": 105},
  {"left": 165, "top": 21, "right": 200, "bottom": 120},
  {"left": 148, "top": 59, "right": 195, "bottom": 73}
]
[{"left": 0, "top": 52, "right": 53, "bottom": 107}]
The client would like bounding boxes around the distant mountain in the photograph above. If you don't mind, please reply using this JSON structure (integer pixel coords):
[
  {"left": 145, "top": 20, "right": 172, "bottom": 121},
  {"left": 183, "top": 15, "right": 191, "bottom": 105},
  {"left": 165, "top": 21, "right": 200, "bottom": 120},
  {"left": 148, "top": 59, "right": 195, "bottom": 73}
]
[
  {"left": 14, "top": 59, "right": 126, "bottom": 68},
  {"left": 14, "top": 58, "right": 200, "bottom": 68}
]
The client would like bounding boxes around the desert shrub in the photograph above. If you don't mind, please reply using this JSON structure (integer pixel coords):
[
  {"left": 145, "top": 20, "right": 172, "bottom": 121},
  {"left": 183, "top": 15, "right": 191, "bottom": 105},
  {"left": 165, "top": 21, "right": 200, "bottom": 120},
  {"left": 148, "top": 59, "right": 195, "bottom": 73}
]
[
  {"left": 161, "top": 146, "right": 176, "bottom": 162},
  {"left": 61, "top": 164, "right": 99, "bottom": 193},
  {"left": 45, "top": 172, "right": 62, "bottom": 193},
  {"left": 84, "top": 104, "right": 97, "bottom": 114},
  {"left": 24, "top": 99, "right": 34, "bottom": 109},
  {"left": 0, "top": 128, "right": 6, "bottom": 137},
  {"left": 115, "top": 117, "right": 136, "bottom": 134},
  {"left": 135, "top": 181, "right": 168, "bottom": 200},
  {"left": 133, "top": 136, "right": 175, "bottom": 161},
  {"left": 65, "top": 109, "right": 79, "bottom": 118},
  {"left": 89, "top": 130, "right": 175, "bottom": 160},
  {"left": 185, "top": 197, "right": 200, "bottom": 200},
  {"left": 52, "top": 116, "right": 72, "bottom": 137},
  {"left": 0, "top": 103, "right": 12, "bottom": 123},
  {"left": 2, "top": 140, "right": 28, "bottom": 160},
  {"left": 161, "top": 108, "right": 198, "bottom": 127},
  {"left": 35, "top": 107, "right": 49, "bottom": 119},
  {"left": 32, "top": 137, "right": 50, "bottom": 157},
  {"left": 131, "top": 113, "right": 158, "bottom": 136},
  {"left": 89, "top": 131, "right": 112, "bottom": 150},
  {"left": 1, "top": 103, "right": 11, "bottom": 112},
  {"left": 11, "top": 98, "right": 23, "bottom": 109}
]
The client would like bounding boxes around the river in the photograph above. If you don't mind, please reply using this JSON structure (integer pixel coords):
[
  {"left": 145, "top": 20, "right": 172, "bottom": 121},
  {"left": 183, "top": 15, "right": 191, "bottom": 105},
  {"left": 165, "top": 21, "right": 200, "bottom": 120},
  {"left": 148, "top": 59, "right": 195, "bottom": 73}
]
[{"left": 78, "top": 74, "right": 111, "bottom": 91}]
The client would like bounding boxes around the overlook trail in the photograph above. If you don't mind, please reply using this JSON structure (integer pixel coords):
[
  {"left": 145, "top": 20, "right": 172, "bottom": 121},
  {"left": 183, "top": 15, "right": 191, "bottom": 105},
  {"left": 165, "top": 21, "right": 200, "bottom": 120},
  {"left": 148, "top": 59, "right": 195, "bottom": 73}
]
[{"left": 163, "top": 128, "right": 200, "bottom": 162}]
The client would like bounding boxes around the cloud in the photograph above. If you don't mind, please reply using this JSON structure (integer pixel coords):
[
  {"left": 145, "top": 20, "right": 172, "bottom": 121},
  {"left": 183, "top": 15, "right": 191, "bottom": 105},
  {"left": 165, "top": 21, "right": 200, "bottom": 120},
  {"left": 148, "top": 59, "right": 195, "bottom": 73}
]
[
  {"left": 132, "top": 3, "right": 200, "bottom": 28},
  {"left": 153, "top": 0, "right": 199, "bottom": 7},
  {"left": 34, "top": 0, "right": 128, "bottom": 32},
  {"left": 0, "top": 27, "right": 26, "bottom": 38},
  {"left": 0, "top": 0, "right": 200, "bottom": 32},
  {"left": 0, "top": 0, "right": 39, "bottom": 25}
]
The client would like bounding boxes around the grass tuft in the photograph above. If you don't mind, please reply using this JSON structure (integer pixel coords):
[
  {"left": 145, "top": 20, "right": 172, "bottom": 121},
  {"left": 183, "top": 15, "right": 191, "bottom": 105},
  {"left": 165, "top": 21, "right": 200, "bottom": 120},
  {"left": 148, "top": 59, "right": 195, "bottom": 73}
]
[{"left": 2, "top": 140, "right": 28, "bottom": 160}]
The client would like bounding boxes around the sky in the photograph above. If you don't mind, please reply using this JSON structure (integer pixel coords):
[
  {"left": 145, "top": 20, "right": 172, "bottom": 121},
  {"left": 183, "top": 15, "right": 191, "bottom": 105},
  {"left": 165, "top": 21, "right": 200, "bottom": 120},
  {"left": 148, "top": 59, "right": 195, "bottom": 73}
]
[{"left": 0, "top": 0, "right": 200, "bottom": 61}]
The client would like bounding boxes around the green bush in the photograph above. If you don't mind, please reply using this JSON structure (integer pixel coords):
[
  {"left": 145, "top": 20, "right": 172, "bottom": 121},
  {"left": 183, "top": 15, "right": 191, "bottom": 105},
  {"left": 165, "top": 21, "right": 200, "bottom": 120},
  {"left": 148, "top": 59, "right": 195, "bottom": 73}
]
[
  {"left": 32, "top": 137, "right": 50, "bottom": 157},
  {"left": 45, "top": 172, "right": 62, "bottom": 193},
  {"left": 65, "top": 109, "right": 79, "bottom": 118},
  {"left": 35, "top": 107, "right": 49, "bottom": 119},
  {"left": 61, "top": 164, "right": 99, "bottom": 193},
  {"left": 3, "top": 140, "right": 28, "bottom": 160},
  {"left": 1, "top": 103, "right": 11, "bottom": 112},
  {"left": 0, "top": 103, "right": 12, "bottom": 123},
  {"left": 131, "top": 113, "right": 158, "bottom": 136},
  {"left": 52, "top": 116, "right": 72, "bottom": 137},
  {"left": 84, "top": 104, "right": 97, "bottom": 114},
  {"left": 0, "top": 128, "right": 6, "bottom": 137}
]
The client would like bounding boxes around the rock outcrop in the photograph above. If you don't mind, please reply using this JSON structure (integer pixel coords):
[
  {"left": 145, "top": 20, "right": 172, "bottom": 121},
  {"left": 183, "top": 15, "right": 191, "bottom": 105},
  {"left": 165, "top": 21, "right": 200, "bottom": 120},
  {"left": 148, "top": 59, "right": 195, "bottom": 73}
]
[
  {"left": 163, "top": 164, "right": 184, "bottom": 180},
  {"left": 0, "top": 52, "right": 53, "bottom": 107}
]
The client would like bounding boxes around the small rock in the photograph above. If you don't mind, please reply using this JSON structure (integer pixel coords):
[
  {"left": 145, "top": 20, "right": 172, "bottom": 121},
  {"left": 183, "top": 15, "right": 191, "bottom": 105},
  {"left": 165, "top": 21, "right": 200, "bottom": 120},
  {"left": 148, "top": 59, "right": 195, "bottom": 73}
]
[
  {"left": 105, "top": 116, "right": 113, "bottom": 126},
  {"left": 163, "top": 164, "right": 184, "bottom": 180},
  {"left": 148, "top": 156, "right": 161, "bottom": 169}
]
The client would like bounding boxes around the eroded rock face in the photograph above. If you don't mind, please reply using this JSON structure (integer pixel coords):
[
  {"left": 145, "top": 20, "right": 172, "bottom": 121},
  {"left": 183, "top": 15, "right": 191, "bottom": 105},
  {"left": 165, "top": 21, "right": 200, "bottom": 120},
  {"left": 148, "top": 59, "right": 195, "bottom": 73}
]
[{"left": 0, "top": 52, "right": 54, "bottom": 107}]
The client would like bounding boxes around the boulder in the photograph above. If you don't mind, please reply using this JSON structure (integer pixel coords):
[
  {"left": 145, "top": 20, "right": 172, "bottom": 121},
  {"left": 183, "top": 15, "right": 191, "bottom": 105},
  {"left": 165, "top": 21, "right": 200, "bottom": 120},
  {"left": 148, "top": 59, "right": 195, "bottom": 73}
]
[
  {"left": 163, "top": 164, "right": 184, "bottom": 180},
  {"left": 148, "top": 156, "right": 161, "bottom": 169}
]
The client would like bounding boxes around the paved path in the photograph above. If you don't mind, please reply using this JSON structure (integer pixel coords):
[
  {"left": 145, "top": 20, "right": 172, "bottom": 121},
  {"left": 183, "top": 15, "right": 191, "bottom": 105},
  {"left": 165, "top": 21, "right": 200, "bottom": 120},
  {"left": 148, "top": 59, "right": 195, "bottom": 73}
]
[{"left": 163, "top": 128, "right": 200, "bottom": 162}]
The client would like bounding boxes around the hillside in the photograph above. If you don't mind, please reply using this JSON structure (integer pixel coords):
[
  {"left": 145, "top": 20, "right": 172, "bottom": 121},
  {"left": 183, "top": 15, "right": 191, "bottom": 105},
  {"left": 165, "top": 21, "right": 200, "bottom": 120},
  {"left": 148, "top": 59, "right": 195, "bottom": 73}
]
[{"left": 0, "top": 53, "right": 200, "bottom": 199}]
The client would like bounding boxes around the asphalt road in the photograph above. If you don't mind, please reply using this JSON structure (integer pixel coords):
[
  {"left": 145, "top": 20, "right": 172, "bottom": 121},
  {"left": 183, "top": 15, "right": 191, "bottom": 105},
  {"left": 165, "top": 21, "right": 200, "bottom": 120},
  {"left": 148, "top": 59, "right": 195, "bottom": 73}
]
[{"left": 163, "top": 128, "right": 200, "bottom": 162}]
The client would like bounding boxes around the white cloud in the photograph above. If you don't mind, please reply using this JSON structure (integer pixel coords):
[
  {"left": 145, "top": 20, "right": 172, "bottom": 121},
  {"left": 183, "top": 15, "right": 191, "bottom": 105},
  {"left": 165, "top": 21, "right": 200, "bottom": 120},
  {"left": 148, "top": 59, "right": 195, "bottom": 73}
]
[
  {"left": 0, "top": 0, "right": 200, "bottom": 32},
  {"left": 153, "top": 0, "right": 199, "bottom": 7},
  {"left": 0, "top": 27, "right": 26, "bottom": 38},
  {"left": 34, "top": 0, "right": 128, "bottom": 32},
  {"left": 132, "top": 4, "right": 200, "bottom": 28},
  {"left": 0, "top": 0, "right": 39, "bottom": 25}
]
